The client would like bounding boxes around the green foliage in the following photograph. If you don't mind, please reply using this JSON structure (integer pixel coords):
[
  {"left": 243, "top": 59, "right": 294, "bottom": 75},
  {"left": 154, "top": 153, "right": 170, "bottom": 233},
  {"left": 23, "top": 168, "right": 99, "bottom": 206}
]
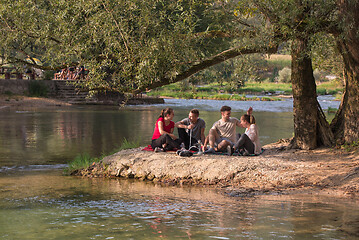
[
  {"left": 28, "top": 80, "right": 48, "bottom": 97},
  {"left": 187, "top": 54, "right": 269, "bottom": 90},
  {"left": 64, "top": 138, "right": 140, "bottom": 174},
  {"left": 266, "top": 57, "right": 291, "bottom": 70},
  {"left": 0, "top": 0, "right": 344, "bottom": 99},
  {"left": 244, "top": 82, "right": 292, "bottom": 94},
  {"left": 341, "top": 141, "right": 359, "bottom": 153},
  {"left": 327, "top": 107, "right": 337, "bottom": 113},
  {"left": 311, "top": 33, "right": 344, "bottom": 79},
  {"left": 316, "top": 81, "right": 344, "bottom": 95},
  {"left": 65, "top": 153, "right": 99, "bottom": 174},
  {"left": 43, "top": 70, "right": 56, "bottom": 81},
  {"left": 0, "top": 0, "right": 238, "bottom": 93},
  {"left": 4, "top": 91, "right": 13, "bottom": 96},
  {"left": 277, "top": 67, "right": 291, "bottom": 83},
  {"left": 118, "top": 138, "right": 140, "bottom": 151},
  {"left": 147, "top": 82, "right": 293, "bottom": 100},
  {"left": 261, "top": 96, "right": 281, "bottom": 101},
  {"left": 270, "top": 67, "right": 279, "bottom": 82}
]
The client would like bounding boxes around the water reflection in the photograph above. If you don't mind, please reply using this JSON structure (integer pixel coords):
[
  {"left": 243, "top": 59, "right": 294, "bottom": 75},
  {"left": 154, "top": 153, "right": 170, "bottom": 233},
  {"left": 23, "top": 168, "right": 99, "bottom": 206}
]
[
  {"left": 0, "top": 97, "right": 353, "bottom": 239},
  {"left": 0, "top": 98, "right": 340, "bottom": 167},
  {"left": 1, "top": 108, "right": 292, "bottom": 167},
  {"left": 0, "top": 170, "right": 358, "bottom": 239}
]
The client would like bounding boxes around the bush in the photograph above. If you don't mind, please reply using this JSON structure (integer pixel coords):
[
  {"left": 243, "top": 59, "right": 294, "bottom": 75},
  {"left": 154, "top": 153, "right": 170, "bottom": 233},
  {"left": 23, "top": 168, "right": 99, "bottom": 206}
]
[
  {"left": 277, "top": 67, "right": 291, "bottom": 83},
  {"left": 4, "top": 91, "right": 13, "bottom": 96},
  {"left": 43, "top": 70, "right": 56, "bottom": 80},
  {"left": 28, "top": 80, "right": 48, "bottom": 97}
]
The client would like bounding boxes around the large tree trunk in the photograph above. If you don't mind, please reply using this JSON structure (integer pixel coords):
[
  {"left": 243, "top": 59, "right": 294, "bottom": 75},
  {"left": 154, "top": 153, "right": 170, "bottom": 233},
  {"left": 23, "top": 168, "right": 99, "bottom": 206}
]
[
  {"left": 291, "top": 37, "right": 334, "bottom": 149},
  {"left": 332, "top": 0, "right": 359, "bottom": 144}
]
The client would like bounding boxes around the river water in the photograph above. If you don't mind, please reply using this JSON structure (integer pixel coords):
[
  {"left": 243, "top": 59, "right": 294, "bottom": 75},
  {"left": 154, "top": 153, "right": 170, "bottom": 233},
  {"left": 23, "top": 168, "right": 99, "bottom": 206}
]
[{"left": 2, "top": 97, "right": 359, "bottom": 239}]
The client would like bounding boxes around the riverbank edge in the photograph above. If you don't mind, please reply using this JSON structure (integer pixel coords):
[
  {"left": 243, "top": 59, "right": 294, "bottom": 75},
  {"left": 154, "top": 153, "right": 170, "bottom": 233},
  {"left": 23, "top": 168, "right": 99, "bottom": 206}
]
[
  {"left": 155, "top": 94, "right": 284, "bottom": 101},
  {"left": 0, "top": 94, "right": 164, "bottom": 110},
  {"left": 71, "top": 140, "right": 359, "bottom": 199}
]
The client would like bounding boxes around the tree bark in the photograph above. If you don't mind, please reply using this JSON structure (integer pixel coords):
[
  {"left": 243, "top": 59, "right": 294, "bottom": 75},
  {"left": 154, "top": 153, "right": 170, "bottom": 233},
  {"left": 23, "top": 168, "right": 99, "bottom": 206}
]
[
  {"left": 291, "top": 37, "right": 334, "bottom": 149},
  {"left": 332, "top": 0, "right": 359, "bottom": 144}
]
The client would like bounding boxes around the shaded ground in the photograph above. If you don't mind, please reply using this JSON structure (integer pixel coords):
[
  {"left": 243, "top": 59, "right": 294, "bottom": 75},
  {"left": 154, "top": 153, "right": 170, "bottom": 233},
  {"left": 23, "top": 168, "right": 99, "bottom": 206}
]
[{"left": 74, "top": 139, "right": 359, "bottom": 198}]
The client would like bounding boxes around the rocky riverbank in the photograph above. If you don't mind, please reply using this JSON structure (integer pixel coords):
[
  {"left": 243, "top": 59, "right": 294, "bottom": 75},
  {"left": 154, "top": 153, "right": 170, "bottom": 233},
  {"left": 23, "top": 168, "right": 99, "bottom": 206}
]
[{"left": 72, "top": 140, "right": 359, "bottom": 198}]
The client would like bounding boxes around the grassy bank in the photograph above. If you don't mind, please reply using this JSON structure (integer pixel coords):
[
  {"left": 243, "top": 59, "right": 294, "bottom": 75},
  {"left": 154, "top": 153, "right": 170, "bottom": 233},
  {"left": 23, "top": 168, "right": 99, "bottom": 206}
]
[
  {"left": 147, "top": 81, "right": 343, "bottom": 101},
  {"left": 64, "top": 138, "right": 140, "bottom": 174}
]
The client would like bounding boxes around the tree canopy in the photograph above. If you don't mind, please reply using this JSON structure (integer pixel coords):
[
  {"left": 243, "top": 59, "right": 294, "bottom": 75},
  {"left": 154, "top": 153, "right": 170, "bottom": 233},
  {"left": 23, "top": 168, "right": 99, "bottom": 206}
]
[
  {"left": 1, "top": 0, "right": 258, "bottom": 92},
  {"left": 1, "top": 0, "right": 358, "bottom": 147}
]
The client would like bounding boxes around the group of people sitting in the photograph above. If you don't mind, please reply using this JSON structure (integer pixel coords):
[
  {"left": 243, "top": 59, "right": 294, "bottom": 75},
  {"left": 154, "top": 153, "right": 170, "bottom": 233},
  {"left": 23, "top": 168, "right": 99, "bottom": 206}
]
[
  {"left": 54, "top": 66, "right": 87, "bottom": 80},
  {"left": 150, "top": 105, "right": 261, "bottom": 156}
]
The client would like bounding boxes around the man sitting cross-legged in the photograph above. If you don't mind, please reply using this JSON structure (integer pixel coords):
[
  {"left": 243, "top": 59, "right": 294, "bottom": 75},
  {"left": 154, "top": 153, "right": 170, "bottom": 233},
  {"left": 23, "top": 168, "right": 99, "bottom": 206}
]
[
  {"left": 204, "top": 105, "right": 252, "bottom": 155},
  {"left": 175, "top": 109, "right": 206, "bottom": 151}
]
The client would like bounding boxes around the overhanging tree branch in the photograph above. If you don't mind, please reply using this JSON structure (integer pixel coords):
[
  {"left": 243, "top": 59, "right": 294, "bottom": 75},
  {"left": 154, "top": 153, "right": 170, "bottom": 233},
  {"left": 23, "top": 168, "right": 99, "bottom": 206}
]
[{"left": 133, "top": 43, "right": 277, "bottom": 94}]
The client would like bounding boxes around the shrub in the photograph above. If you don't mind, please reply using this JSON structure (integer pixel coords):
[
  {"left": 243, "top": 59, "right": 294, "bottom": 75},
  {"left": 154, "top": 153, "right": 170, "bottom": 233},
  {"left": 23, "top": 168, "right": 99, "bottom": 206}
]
[
  {"left": 277, "top": 67, "right": 291, "bottom": 83},
  {"left": 28, "top": 80, "right": 48, "bottom": 97},
  {"left": 4, "top": 91, "right": 13, "bottom": 96},
  {"left": 43, "top": 70, "right": 56, "bottom": 80}
]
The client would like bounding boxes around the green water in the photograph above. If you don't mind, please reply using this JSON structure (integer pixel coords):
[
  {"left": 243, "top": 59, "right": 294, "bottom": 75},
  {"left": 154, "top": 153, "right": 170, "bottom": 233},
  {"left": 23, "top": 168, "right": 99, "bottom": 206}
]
[
  {"left": 0, "top": 105, "right": 294, "bottom": 167},
  {"left": 1, "top": 99, "right": 356, "bottom": 239},
  {"left": 1, "top": 170, "right": 358, "bottom": 239}
]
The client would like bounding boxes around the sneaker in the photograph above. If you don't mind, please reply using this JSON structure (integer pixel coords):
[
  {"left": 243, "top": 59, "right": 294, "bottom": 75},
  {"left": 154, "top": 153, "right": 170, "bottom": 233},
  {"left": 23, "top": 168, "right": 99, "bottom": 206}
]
[
  {"left": 154, "top": 147, "right": 164, "bottom": 152},
  {"left": 226, "top": 145, "right": 234, "bottom": 156},
  {"left": 242, "top": 151, "right": 250, "bottom": 156},
  {"left": 189, "top": 146, "right": 199, "bottom": 152},
  {"left": 179, "top": 150, "right": 193, "bottom": 157},
  {"left": 204, "top": 148, "right": 215, "bottom": 154},
  {"left": 176, "top": 149, "right": 182, "bottom": 155}
]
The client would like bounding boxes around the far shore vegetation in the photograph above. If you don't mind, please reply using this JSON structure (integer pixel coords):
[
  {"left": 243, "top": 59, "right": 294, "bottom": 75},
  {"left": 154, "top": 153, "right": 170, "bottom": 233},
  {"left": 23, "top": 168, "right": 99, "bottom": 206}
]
[
  {"left": 1, "top": 55, "right": 343, "bottom": 102},
  {"left": 146, "top": 81, "right": 343, "bottom": 101},
  {"left": 146, "top": 55, "right": 344, "bottom": 101},
  {"left": 64, "top": 138, "right": 140, "bottom": 174}
]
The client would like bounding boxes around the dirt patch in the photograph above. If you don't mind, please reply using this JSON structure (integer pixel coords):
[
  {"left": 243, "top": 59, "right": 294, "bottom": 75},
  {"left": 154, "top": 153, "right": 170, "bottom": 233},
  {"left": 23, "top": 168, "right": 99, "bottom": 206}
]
[
  {"left": 74, "top": 140, "right": 359, "bottom": 198},
  {"left": 0, "top": 95, "right": 71, "bottom": 111}
]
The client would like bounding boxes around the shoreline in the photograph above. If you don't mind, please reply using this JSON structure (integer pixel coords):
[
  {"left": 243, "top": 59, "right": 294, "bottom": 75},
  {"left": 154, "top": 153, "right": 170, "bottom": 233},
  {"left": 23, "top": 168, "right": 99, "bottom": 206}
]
[
  {"left": 156, "top": 94, "right": 284, "bottom": 101},
  {"left": 0, "top": 95, "right": 72, "bottom": 111},
  {"left": 2, "top": 95, "right": 355, "bottom": 198},
  {"left": 72, "top": 140, "right": 359, "bottom": 199},
  {"left": 0, "top": 94, "right": 163, "bottom": 110}
]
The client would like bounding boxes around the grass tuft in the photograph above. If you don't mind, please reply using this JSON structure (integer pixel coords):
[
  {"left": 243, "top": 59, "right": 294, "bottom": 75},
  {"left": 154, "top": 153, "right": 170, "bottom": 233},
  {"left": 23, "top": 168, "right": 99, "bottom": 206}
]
[
  {"left": 340, "top": 141, "right": 359, "bottom": 153},
  {"left": 64, "top": 138, "right": 140, "bottom": 174}
]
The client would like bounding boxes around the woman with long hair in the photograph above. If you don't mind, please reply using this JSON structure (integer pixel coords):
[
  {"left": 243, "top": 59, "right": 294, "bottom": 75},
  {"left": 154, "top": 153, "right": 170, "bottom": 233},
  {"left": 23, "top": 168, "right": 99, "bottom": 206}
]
[
  {"left": 151, "top": 108, "right": 180, "bottom": 152},
  {"left": 231, "top": 114, "right": 261, "bottom": 155}
]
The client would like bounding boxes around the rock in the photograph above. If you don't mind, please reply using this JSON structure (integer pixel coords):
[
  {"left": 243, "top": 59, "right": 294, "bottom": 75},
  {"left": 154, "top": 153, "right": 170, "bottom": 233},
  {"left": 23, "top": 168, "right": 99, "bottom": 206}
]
[{"left": 77, "top": 144, "right": 359, "bottom": 198}]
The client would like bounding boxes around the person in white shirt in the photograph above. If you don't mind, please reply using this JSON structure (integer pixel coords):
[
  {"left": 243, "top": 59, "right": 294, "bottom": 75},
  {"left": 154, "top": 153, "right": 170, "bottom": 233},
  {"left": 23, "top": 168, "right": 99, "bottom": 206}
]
[
  {"left": 204, "top": 105, "right": 252, "bottom": 154},
  {"left": 231, "top": 114, "right": 261, "bottom": 155}
]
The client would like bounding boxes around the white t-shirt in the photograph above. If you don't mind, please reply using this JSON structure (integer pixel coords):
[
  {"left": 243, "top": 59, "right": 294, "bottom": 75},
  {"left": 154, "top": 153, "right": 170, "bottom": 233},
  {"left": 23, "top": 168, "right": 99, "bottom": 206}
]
[
  {"left": 245, "top": 124, "right": 261, "bottom": 154},
  {"left": 211, "top": 117, "right": 240, "bottom": 143}
]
